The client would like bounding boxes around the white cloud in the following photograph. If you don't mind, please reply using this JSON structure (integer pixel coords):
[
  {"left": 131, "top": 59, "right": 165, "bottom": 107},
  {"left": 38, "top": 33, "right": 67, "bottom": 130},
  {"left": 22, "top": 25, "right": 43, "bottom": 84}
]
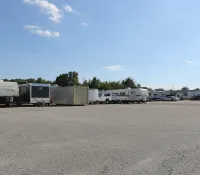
[
  {"left": 24, "top": 25, "right": 40, "bottom": 29},
  {"left": 23, "top": 0, "right": 63, "bottom": 23},
  {"left": 104, "top": 65, "right": 122, "bottom": 71},
  {"left": 64, "top": 5, "right": 79, "bottom": 14},
  {"left": 25, "top": 25, "right": 60, "bottom": 37},
  {"left": 81, "top": 22, "right": 88, "bottom": 27},
  {"left": 185, "top": 61, "right": 193, "bottom": 64},
  {"left": 185, "top": 60, "right": 200, "bottom": 67}
]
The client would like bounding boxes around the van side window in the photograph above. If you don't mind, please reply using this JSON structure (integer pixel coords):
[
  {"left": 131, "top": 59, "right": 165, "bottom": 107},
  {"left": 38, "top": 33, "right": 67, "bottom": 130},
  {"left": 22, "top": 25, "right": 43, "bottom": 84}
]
[{"left": 104, "top": 93, "right": 110, "bottom": 96}]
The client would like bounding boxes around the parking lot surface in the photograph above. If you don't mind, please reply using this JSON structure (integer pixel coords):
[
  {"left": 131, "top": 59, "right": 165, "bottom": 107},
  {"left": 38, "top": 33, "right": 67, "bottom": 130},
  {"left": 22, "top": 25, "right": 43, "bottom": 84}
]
[{"left": 1, "top": 102, "right": 200, "bottom": 174}]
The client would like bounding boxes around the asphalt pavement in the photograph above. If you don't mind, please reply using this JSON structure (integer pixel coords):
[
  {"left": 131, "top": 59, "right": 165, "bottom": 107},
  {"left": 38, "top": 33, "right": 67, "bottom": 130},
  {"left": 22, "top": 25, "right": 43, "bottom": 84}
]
[{"left": 0, "top": 102, "right": 200, "bottom": 174}]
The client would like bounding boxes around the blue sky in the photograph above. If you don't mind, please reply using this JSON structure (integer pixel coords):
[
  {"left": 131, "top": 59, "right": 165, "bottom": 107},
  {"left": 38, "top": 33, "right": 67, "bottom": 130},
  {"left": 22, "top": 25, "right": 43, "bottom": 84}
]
[{"left": 1, "top": 0, "right": 200, "bottom": 89}]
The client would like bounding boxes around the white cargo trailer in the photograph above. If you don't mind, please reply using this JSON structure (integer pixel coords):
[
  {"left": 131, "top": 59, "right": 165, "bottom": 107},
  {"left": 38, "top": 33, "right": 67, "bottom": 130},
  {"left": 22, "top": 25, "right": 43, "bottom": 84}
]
[
  {"left": 89, "top": 89, "right": 99, "bottom": 104},
  {"left": 51, "top": 86, "right": 89, "bottom": 106},
  {"left": 0, "top": 81, "right": 19, "bottom": 106},
  {"left": 18, "top": 83, "right": 50, "bottom": 106}
]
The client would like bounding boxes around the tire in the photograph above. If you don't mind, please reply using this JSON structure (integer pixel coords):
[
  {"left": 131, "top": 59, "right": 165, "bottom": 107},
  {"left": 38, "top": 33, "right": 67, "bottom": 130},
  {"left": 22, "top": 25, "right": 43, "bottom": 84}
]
[
  {"left": 106, "top": 99, "right": 110, "bottom": 104},
  {"left": 6, "top": 103, "right": 12, "bottom": 107},
  {"left": 17, "top": 102, "right": 21, "bottom": 107}
]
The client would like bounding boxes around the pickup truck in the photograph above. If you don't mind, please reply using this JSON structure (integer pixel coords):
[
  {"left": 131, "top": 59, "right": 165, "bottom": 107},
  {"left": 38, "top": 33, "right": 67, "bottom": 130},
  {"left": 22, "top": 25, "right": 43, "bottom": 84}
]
[{"left": 99, "top": 93, "right": 121, "bottom": 104}]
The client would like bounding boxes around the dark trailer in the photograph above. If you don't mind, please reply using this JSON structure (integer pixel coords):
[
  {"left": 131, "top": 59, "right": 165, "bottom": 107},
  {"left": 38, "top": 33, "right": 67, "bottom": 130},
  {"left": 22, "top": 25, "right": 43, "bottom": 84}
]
[{"left": 19, "top": 83, "right": 50, "bottom": 106}]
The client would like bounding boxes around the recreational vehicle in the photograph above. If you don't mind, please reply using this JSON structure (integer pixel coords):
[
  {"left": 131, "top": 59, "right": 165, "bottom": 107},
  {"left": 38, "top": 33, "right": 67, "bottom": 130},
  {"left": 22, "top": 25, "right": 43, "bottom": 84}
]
[
  {"left": 0, "top": 81, "right": 19, "bottom": 107},
  {"left": 104, "top": 88, "right": 149, "bottom": 103}
]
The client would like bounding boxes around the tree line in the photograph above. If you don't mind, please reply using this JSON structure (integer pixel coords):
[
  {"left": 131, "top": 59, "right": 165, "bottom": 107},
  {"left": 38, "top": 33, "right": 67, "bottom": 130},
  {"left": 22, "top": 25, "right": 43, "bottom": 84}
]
[
  {"left": 3, "top": 71, "right": 146, "bottom": 90},
  {"left": 4, "top": 71, "right": 198, "bottom": 91}
]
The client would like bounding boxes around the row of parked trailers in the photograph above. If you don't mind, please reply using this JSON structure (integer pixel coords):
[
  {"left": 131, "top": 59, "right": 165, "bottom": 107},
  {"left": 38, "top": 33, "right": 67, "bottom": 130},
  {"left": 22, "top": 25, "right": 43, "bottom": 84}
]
[
  {"left": 0, "top": 81, "right": 149, "bottom": 107},
  {"left": 89, "top": 88, "right": 149, "bottom": 104},
  {"left": 0, "top": 81, "right": 89, "bottom": 107}
]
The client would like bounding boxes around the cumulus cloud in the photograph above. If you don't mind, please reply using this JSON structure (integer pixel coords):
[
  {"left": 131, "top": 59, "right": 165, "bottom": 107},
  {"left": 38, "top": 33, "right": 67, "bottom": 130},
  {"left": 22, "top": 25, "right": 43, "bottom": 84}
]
[
  {"left": 64, "top": 5, "right": 79, "bottom": 14},
  {"left": 104, "top": 65, "right": 122, "bottom": 71},
  {"left": 23, "top": 0, "right": 63, "bottom": 23},
  {"left": 25, "top": 25, "right": 60, "bottom": 37},
  {"left": 81, "top": 22, "right": 88, "bottom": 27}
]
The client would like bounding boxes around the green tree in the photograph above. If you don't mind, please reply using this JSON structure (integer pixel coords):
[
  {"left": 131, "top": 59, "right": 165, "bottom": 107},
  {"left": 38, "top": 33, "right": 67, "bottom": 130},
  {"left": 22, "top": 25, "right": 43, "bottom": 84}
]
[
  {"left": 155, "top": 88, "right": 164, "bottom": 91},
  {"left": 55, "top": 71, "right": 79, "bottom": 87},
  {"left": 181, "top": 86, "right": 189, "bottom": 96},
  {"left": 89, "top": 77, "right": 101, "bottom": 89},
  {"left": 68, "top": 71, "right": 79, "bottom": 86},
  {"left": 26, "top": 78, "right": 37, "bottom": 83},
  {"left": 10, "top": 79, "right": 28, "bottom": 84},
  {"left": 82, "top": 80, "right": 89, "bottom": 86},
  {"left": 36, "top": 77, "right": 46, "bottom": 83},
  {"left": 55, "top": 73, "right": 69, "bottom": 87},
  {"left": 122, "top": 77, "right": 136, "bottom": 88},
  {"left": 181, "top": 86, "right": 189, "bottom": 91},
  {"left": 99, "top": 81, "right": 112, "bottom": 90},
  {"left": 137, "top": 84, "right": 141, "bottom": 88}
]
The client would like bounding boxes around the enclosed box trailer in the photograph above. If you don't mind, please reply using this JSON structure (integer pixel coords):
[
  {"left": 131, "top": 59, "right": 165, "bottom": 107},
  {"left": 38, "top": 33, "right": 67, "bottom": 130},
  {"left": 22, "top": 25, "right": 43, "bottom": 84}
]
[
  {"left": 89, "top": 89, "right": 99, "bottom": 104},
  {"left": 0, "top": 81, "right": 19, "bottom": 106},
  {"left": 18, "top": 83, "right": 50, "bottom": 106},
  {"left": 51, "top": 86, "right": 89, "bottom": 106}
]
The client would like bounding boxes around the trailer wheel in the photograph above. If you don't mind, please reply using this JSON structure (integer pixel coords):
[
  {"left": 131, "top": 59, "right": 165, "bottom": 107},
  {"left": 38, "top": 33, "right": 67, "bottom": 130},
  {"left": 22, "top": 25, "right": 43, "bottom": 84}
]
[
  {"left": 16, "top": 102, "right": 21, "bottom": 107},
  {"left": 106, "top": 99, "right": 110, "bottom": 104},
  {"left": 37, "top": 103, "right": 43, "bottom": 107},
  {"left": 6, "top": 103, "right": 12, "bottom": 108}
]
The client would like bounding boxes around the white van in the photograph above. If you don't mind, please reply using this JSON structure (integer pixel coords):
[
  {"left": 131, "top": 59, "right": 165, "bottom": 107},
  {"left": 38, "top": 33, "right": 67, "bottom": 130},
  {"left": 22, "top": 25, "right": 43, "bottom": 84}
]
[{"left": 99, "top": 92, "right": 121, "bottom": 104}]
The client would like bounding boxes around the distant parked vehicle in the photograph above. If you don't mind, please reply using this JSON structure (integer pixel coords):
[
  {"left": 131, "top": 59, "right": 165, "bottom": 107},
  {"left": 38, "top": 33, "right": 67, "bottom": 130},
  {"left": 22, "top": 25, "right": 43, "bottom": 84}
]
[
  {"left": 99, "top": 93, "right": 112, "bottom": 104},
  {"left": 162, "top": 96, "right": 179, "bottom": 101}
]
